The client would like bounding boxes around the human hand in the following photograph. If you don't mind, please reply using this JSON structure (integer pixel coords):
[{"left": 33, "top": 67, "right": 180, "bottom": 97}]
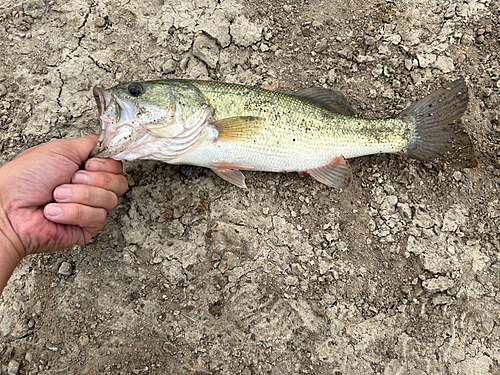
[{"left": 0, "top": 135, "right": 128, "bottom": 262}]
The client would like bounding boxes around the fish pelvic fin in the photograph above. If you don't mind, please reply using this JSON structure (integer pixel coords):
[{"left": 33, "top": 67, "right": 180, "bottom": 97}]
[
  {"left": 304, "top": 156, "right": 352, "bottom": 188},
  {"left": 290, "top": 88, "right": 355, "bottom": 116},
  {"left": 399, "top": 79, "right": 476, "bottom": 166},
  {"left": 211, "top": 168, "right": 247, "bottom": 188},
  {"left": 213, "top": 116, "right": 263, "bottom": 141}
]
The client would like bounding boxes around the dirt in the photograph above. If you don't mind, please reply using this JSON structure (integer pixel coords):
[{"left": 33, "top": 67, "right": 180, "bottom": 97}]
[{"left": 1, "top": 0, "right": 499, "bottom": 374}]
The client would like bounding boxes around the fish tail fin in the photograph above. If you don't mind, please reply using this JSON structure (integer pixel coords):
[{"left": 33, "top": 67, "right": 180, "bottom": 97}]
[{"left": 399, "top": 79, "right": 475, "bottom": 164}]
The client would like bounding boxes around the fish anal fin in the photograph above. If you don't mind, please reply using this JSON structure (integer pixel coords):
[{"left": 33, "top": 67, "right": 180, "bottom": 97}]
[
  {"left": 213, "top": 161, "right": 255, "bottom": 171},
  {"left": 291, "top": 88, "right": 355, "bottom": 116},
  {"left": 211, "top": 168, "right": 247, "bottom": 188},
  {"left": 213, "top": 116, "right": 263, "bottom": 141},
  {"left": 304, "top": 156, "right": 352, "bottom": 188}
]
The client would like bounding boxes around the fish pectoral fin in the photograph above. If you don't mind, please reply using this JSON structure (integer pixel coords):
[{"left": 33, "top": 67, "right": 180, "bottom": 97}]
[
  {"left": 212, "top": 116, "right": 263, "bottom": 141},
  {"left": 304, "top": 156, "right": 352, "bottom": 188},
  {"left": 211, "top": 168, "right": 247, "bottom": 188},
  {"left": 291, "top": 88, "right": 356, "bottom": 117}
]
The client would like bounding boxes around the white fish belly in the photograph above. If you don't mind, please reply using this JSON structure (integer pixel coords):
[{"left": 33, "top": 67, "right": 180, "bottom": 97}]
[{"left": 170, "top": 127, "right": 404, "bottom": 172}]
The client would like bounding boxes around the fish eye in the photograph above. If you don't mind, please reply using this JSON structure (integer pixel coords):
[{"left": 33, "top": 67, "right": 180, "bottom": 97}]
[{"left": 127, "top": 83, "right": 144, "bottom": 97}]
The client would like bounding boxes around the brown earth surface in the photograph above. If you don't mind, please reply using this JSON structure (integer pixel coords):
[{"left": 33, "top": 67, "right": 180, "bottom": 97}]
[{"left": 1, "top": 0, "right": 499, "bottom": 374}]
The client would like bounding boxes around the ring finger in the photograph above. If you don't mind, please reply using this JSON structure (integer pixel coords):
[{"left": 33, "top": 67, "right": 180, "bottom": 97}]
[{"left": 53, "top": 184, "right": 118, "bottom": 212}]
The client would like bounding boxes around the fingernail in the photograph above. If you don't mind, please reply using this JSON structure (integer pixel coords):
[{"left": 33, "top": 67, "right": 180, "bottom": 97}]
[
  {"left": 73, "top": 172, "right": 88, "bottom": 184},
  {"left": 87, "top": 159, "right": 105, "bottom": 171},
  {"left": 46, "top": 205, "right": 62, "bottom": 217},
  {"left": 54, "top": 186, "right": 71, "bottom": 200}
]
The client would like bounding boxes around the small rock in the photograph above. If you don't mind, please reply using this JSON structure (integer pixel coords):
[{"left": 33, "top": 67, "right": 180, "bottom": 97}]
[
  {"left": 385, "top": 195, "right": 398, "bottom": 206},
  {"left": 432, "top": 295, "right": 453, "bottom": 305},
  {"left": 40, "top": 351, "right": 50, "bottom": 361},
  {"left": 122, "top": 251, "right": 135, "bottom": 265},
  {"left": 397, "top": 203, "right": 412, "bottom": 219},
  {"left": 100, "top": 248, "right": 118, "bottom": 262},
  {"left": 422, "top": 276, "right": 454, "bottom": 293},
  {"left": 58, "top": 261, "right": 72, "bottom": 276},
  {"left": 7, "top": 359, "right": 19, "bottom": 375},
  {"left": 433, "top": 55, "right": 454, "bottom": 73},
  {"left": 173, "top": 208, "right": 181, "bottom": 219},
  {"left": 193, "top": 34, "right": 220, "bottom": 69},
  {"left": 404, "top": 59, "right": 413, "bottom": 71},
  {"left": 327, "top": 69, "right": 336, "bottom": 83},
  {"left": 230, "top": 15, "right": 262, "bottom": 47},
  {"left": 0, "top": 84, "right": 7, "bottom": 97},
  {"left": 384, "top": 184, "right": 395, "bottom": 195},
  {"left": 364, "top": 36, "right": 375, "bottom": 46},
  {"left": 387, "top": 33, "right": 401, "bottom": 45},
  {"left": 453, "top": 171, "right": 462, "bottom": 181},
  {"left": 442, "top": 205, "right": 467, "bottom": 232},
  {"left": 163, "top": 342, "right": 178, "bottom": 354},
  {"left": 314, "top": 38, "right": 328, "bottom": 53},
  {"left": 95, "top": 17, "right": 106, "bottom": 28},
  {"left": 161, "top": 259, "right": 186, "bottom": 284},
  {"left": 444, "top": 4, "right": 456, "bottom": 19},
  {"left": 79, "top": 333, "right": 90, "bottom": 346},
  {"left": 416, "top": 53, "right": 437, "bottom": 68}
]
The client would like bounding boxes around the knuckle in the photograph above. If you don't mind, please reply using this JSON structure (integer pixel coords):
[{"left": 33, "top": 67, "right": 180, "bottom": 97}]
[
  {"left": 74, "top": 204, "right": 87, "bottom": 221},
  {"left": 86, "top": 187, "right": 98, "bottom": 203},
  {"left": 100, "top": 173, "right": 113, "bottom": 189}
]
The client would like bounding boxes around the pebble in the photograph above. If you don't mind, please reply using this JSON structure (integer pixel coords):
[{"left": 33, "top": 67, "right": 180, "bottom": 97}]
[
  {"left": 453, "top": 171, "right": 462, "bottom": 181},
  {"left": 314, "top": 39, "right": 328, "bottom": 53},
  {"left": 434, "top": 56, "right": 454, "bottom": 73},
  {"left": 231, "top": 15, "right": 262, "bottom": 47},
  {"left": 192, "top": 34, "right": 220, "bottom": 69},
  {"left": 422, "top": 276, "right": 454, "bottom": 292},
  {"left": 444, "top": 4, "right": 456, "bottom": 19},
  {"left": 0, "top": 84, "right": 7, "bottom": 97},
  {"left": 95, "top": 17, "right": 106, "bottom": 28},
  {"left": 416, "top": 53, "right": 436, "bottom": 68},
  {"left": 7, "top": 359, "right": 19, "bottom": 375},
  {"left": 384, "top": 184, "right": 395, "bottom": 195},
  {"left": 58, "top": 261, "right": 72, "bottom": 276},
  {"left": 385, "top": 195, "right": 398, "bottom": 206}
]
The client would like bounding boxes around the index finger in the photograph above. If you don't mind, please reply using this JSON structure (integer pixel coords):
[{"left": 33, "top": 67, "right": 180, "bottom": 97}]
[{"left": 85, "top": 158, "right": 123, "bottom": 174}]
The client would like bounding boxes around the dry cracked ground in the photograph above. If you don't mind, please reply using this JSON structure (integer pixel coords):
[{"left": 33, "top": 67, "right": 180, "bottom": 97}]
[{"left": 1, "top": 0, "right": 500, "bottom": 374}]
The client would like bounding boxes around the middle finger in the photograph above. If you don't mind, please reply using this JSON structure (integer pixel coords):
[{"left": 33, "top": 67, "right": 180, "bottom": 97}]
[{"left": 72, "top": 171, "right": 128, "bottom": 195}]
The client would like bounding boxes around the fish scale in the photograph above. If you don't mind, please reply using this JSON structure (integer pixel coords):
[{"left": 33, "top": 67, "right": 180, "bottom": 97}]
[{"left": 185, "top": 80, "right": 408, "bottom": 165}]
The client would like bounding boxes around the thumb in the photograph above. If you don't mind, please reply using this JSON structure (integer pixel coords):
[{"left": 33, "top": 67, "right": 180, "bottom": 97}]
[{"left": 56, "top": 135, "right": 100, "bottom": 166}]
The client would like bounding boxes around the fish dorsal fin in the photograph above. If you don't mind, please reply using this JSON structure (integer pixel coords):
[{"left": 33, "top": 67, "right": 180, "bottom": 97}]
[
  {"left": 211, "top": 168, "right": 247, "bottom": 188},
  {"left": 291, "top": 88, "right": 355, "bottom": 116},
  {"left": 304, "top": 155, "right": 352, "bottom": 188},
  {"left": 212, "top": 116, "right": 263, "bottom": 141}
]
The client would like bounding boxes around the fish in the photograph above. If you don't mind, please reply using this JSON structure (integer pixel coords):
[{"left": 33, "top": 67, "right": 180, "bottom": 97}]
[{"left": 91, "top": 79, "right": 474, "bottom": 188}]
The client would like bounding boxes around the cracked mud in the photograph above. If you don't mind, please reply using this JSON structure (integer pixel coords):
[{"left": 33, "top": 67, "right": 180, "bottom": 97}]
[{"left": 1, "top": 0, "right": 500, "bottom": 374}]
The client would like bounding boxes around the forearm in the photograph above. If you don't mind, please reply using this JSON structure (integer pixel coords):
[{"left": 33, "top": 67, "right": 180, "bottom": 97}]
[
  {"left": 0, "top": 211, "right": 24, "bottom": 295},
  {"left": 0, "top": 236, "right": 21, "bottom": 295}
]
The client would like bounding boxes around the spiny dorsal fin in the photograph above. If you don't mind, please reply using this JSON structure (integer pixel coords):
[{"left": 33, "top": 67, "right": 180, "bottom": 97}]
[
  {"left": 291, "top": 88, "right": 355, "bottom": 116},
  {"left": 212, "top": 116, "right": 263, "bottom": 141}
]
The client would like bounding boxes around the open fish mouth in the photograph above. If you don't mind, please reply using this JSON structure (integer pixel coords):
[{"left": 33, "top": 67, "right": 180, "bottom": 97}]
[
  {"left": 90, "top": 86, "right": 140, "bottom": 158},
  {"left": 90, "top": 86, "right": 114, "bottom": 157}
]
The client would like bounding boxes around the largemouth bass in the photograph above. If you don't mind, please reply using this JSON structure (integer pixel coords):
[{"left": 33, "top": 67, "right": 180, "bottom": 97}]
[{"left": 91, "top": 79, "right": 473, "bottom": 188}]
